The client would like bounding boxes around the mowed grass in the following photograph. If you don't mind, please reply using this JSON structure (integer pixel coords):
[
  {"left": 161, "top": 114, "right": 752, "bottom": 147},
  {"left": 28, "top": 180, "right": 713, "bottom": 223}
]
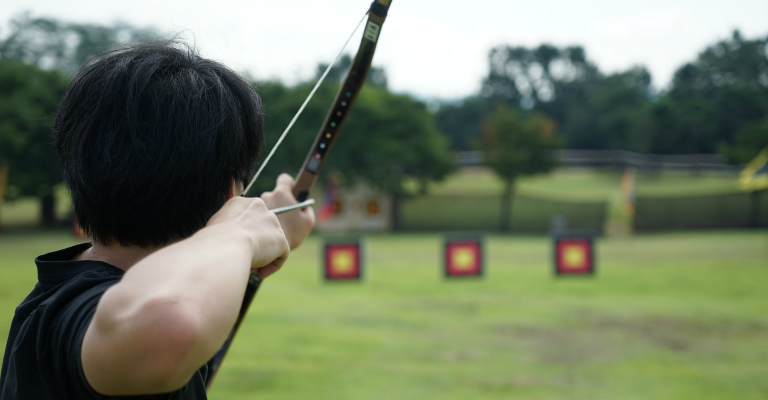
[
  {"left": 0, "top": 185, "right": 72, "bottom": 226},
  {"left": 1, "top": 230, "right": 766, "bottom": 399},
  {"left": 428, "top": 168, "right": 739, "bottom": 200},
  {"left": 404, "top": 168, "right": 742, "bottom": 231}
]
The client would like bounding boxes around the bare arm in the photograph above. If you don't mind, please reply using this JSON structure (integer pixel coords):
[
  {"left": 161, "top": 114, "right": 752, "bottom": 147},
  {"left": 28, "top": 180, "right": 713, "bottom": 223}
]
[{"left": 81, "top": 197, "right": 290, "bottom": 395}]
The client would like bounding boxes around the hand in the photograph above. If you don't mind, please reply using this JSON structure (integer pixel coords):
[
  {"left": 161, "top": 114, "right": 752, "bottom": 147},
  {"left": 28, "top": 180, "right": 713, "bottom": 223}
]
[
  {"left": 206, "top": 196, "right": 290, "bottom": 279},
  {"left": 260, "top": 173, "right": 316, "bottom": 249}
]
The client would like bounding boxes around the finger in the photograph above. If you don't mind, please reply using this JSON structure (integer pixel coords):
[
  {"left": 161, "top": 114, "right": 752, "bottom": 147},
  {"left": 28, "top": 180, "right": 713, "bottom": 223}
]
[
  {"left": 298, "top": 203, "right": 316, "bottom": 219},
  {"left": 275, "top": 173, "right": 295, "bottom": 190},
  {"left": 255, "top": 264, "right": 281, "bottom": 279}
]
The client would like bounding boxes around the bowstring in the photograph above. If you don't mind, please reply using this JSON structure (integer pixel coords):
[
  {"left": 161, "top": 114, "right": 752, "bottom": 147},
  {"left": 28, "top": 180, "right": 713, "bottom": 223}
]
[{"left": 243, "top": 12, "right": 369, "bottom": 195}]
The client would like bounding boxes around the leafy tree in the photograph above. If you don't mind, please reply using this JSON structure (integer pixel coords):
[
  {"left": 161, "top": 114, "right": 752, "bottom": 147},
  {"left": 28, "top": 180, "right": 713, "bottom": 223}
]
[
  {"left": 659, "top": 30, "right": 768, "bottom": 156},
  {"left": 720, "top": 117, "right": 768, "bottom": 163},
  {"left": 0, "top": 15, "right": 157, "bottom": 226},
  {"left": 562, "top": 66, "right": 653, "bottom": 151},
  {"left": 336, "top": 87, "right": 454, "bottom": 196},
  {"left": 477, "top": 106, "right": 560, "bottom": 231},
  {"left": 670, "top": 30, "right": 768, "bottom": 100},
  {"left": 480, "top": 43, "right": 653, "bottom": 152},
  {"left": 481, "top": 44, "right": 600, "bottom": 109},
  {"left": 648, "top": 97, "right": 716, "bottom": 154},
  {"left": 0, "top": 60, "right": 69, "bottom": 226},
  {"left": 250, "top": 79, "right": 454, "bottom": 198},
  {"left": 434, "top": 96, "right": 490, "bottom": 151},
  {"left": 0, "top": 13, "right": 158, "bottom": 74}
]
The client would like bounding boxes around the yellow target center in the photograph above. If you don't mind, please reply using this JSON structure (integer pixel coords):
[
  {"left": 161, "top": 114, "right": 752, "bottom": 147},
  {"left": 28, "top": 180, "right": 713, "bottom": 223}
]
[
  {"left": 453, "top": 247, "right": 475, "bottom": 271},
  {"left": 563, "top": 246, "right": 586, "bottom": 269},
  {"left": 332, "top": 251, "right": 355, "bottom": 273}
]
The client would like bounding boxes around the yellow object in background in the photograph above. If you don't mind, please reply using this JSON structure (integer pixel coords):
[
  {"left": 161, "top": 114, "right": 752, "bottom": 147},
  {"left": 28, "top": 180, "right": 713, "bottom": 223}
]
[
  {"left": 621, "top": 168, "right": 637, "bottom": 219},
  {"left": 739, "top": 148, "right": 768, "bottom": 191}
]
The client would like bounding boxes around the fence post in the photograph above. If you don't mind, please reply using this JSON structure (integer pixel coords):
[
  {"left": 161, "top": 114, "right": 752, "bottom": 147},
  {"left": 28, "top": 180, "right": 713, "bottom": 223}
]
[{"left": 751, "top": 190, "right": 764, "bottom": 228}]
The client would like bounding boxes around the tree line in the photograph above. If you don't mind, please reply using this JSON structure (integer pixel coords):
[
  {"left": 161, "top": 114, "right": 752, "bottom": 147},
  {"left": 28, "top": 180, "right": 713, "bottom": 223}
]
[
  {"left": 1, "top": 14, "right": 766, "bottom": 229},
  {"left": 437, "top": 31, "right": 768, "bottom": 163}
]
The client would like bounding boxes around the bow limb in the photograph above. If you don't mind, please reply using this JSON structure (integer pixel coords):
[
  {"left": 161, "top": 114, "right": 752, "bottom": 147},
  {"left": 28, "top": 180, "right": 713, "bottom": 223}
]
[
  {"left": 206, "top": 0, "right": 392, "bottom": 390},
  {"left": 291, "top": 0, "right": 392, "bottom": 201}
]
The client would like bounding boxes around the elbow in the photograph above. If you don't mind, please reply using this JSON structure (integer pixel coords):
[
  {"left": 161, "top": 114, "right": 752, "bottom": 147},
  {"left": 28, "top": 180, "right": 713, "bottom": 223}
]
[
  {"left": 87, "top": 293, "right": 211, "bottom": 394},
  {"left": 132, "top": 296, "right": 208, "bottom": 390}
]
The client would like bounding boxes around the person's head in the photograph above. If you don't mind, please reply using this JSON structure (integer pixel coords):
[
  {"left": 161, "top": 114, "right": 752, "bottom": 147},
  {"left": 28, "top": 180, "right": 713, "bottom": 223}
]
[{"left": 54, "top": 41, "right": 263, "bottom": 248}]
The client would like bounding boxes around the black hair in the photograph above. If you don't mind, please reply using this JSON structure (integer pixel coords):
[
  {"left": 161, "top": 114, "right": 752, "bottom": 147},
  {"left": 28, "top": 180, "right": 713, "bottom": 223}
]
[{"left": 54, "top": 42, "right": 263, "bottom": 247}]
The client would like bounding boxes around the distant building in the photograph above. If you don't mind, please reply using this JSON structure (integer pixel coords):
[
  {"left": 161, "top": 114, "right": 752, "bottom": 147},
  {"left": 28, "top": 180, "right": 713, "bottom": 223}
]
[{"left": 313, "top": 182, "right": 393, "bottom": 233}]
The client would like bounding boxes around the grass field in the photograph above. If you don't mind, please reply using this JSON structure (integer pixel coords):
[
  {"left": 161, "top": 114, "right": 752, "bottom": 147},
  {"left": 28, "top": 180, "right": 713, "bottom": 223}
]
[
  {"left": 1, "top": 230, "right": 766, "bottom": 399},
  {"left": 427, "top": 168, "right": 740, "bottom": 200},
  {"left": 399, "top": 168, "right": 746, "bottom": 233}
]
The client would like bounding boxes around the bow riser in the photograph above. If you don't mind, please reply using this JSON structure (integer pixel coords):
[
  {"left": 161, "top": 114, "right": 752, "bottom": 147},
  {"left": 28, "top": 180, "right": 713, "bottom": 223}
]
[{"left": 293, "top": 0, "right": 391, "bottom": 201}]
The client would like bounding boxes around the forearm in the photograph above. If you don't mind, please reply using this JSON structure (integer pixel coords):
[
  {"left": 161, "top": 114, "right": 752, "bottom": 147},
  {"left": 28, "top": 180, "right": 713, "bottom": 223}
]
[
  {"left": 114, "top": 223, "right": 254, "bottom": 351},
  {"left": 84, "top": 224, "right": 254, "bottom": 394}
]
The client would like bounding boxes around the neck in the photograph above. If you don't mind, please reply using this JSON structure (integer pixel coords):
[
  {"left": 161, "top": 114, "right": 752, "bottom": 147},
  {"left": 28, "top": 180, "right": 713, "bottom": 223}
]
[{"left": 76, "top": 240, "right": 160, "bottom": 272}]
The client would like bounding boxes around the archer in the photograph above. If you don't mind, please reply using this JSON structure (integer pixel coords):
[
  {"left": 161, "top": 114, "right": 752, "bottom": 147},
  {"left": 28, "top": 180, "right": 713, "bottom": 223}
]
[{"left": 0, "top": 42, "right": 315, "bottom": 399}]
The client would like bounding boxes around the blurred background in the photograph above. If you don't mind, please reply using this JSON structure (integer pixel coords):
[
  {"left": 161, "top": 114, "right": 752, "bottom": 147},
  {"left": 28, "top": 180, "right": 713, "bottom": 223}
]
[{"left": 1, "top": 1, "right": 767, "bottom": 399}]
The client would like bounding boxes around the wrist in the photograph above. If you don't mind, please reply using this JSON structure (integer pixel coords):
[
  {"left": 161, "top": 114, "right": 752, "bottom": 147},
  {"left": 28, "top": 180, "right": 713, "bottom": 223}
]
[{"left": 192, "top": 223, "right": 258, "bottom": 265}]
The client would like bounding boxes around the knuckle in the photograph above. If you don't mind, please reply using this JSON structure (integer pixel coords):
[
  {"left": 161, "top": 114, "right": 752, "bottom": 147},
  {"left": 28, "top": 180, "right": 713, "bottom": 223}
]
[{"left": 251, "top": 197, "right": 267, "bottom": 208}]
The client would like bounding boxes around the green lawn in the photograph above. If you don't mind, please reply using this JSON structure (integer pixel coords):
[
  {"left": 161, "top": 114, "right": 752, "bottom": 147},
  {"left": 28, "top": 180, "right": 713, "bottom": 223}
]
[
  {"left": 405, "top": 168, "right": 744, "bottom": 233},
  {"left": 428, "top": 168, "right": 739, "bottom": 200},
  {"left": 1, "top": 230, "right": 766, "bottom": 399},
  {"left": 0, "top": 185, "right": 72, "bottom": 227}
]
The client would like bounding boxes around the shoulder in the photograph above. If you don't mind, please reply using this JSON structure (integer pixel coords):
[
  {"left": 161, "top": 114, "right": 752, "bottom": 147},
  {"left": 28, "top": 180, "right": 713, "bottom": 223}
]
[{"left": 1, "top": 246, "right": 125, "bottom": 399}]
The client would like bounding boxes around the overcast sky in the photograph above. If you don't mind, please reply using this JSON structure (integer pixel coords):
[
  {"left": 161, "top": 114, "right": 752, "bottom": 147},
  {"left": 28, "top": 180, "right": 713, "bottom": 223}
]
[{"left": 1, "top": 0, "right": 767, "bottom": 100}]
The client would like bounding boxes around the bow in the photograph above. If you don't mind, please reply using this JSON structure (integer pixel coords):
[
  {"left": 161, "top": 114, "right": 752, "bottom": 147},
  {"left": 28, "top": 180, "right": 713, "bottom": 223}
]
[{"left": 206, "top": 0, "right": 392, "bottom": 389}]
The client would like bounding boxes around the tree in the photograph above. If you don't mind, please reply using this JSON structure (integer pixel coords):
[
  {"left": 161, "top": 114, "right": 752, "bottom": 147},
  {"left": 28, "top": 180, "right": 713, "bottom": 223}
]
[
  {"left": 648, "top": 97, "right": 716, "bottom": 154},
  {"left": 0, "top": 60, "right": 69, "bottom": 226},
  {"left": 477, "top": 106, "right": 560, "bottom": 231},
  {"left": 562, "top": 67, "right": 654, "bottom": 151},
  {"left": 249, "top": 79, "right": 454, "bottom": 198},
  {"left": 434, "top": 96, "right": 490, "bottom": 151},
  {"left": 0, "top": 15, "right": 157, "bottom": 226},
  {"left": 670, "top": 30, "right": 768, "bottom": 100},
  {"left": 660, "top": 30, "right": 768, "bottom": 156},
  {"left": 720, "top": 117, "right": 768, "bottom": 163},
  {"left": 481, "top": 44, "right": 600, "bottom": 110},
  {"left": 0, "top": 13, "right": 158, "bottom": 75},
  {"left": 335, "top": 86, "right": 454, "bottom": 196},
  {"left": 480, "top": 44, "right": 654, "bottom": 152}
]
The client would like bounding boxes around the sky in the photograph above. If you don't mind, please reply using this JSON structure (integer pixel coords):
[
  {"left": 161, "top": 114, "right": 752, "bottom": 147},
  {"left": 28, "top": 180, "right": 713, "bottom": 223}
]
[{"left": 1, "top": 0, "right": 767, "bottom": 100}]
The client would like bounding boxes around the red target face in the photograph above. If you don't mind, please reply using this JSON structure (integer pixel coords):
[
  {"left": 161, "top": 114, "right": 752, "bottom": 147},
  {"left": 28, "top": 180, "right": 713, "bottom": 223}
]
[
  {"left": 325, "top": 243, "right": 362, "bottom": 280},
  {"left": 555, "top": 238, "right": 594, "bottom": 275},
  {"left": 445, "top": 240, "right": 483, "bottom": 277}
]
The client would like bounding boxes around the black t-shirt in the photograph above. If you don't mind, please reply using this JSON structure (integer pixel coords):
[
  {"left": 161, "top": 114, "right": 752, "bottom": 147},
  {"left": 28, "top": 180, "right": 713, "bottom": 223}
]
[{"left": 0, "top": 243, "right": 209, "bottom": 400}]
